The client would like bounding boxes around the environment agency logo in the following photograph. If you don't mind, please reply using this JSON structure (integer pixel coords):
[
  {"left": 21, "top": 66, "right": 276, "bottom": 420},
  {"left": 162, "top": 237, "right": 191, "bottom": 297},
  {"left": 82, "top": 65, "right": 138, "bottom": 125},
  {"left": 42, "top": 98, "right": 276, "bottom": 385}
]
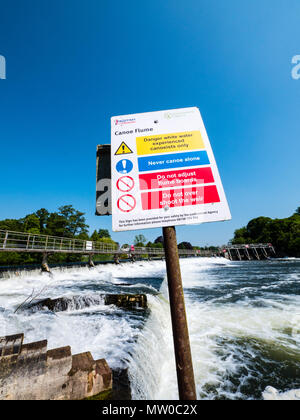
[
  {"left": 0, "top": 55, "right": 6, "bottom": 79},
  {"left": 291, "top": 55, "right": 300, "bottom": 80},
  {"left": 114, "top": 118, "right": 136, "bottom": 125}
]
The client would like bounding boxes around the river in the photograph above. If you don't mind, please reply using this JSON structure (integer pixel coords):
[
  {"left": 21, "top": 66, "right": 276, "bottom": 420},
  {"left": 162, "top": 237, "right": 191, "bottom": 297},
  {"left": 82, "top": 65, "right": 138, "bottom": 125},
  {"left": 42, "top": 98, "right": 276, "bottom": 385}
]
[{"left": 0, "top": 257, "right": 299, "bottom": 400}]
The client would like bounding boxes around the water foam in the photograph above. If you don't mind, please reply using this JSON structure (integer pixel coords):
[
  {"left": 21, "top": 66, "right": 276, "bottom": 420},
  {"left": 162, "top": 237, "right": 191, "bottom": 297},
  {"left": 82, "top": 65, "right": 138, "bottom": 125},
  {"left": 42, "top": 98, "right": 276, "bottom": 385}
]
[{"left": 1, "top": 258, "right": 299, "bottom": 399}]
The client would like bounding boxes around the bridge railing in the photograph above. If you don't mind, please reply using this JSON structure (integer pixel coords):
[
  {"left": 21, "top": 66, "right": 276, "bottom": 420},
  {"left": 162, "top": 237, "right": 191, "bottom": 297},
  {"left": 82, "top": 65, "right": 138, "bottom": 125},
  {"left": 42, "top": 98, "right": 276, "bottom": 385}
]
[
  {"left": 227, "top": 244, "right": 274, "bottom": 249},
  {"left": 0, "top": 230, "right": 118, "bottom": 254},
  {"left": 0, "top": 229, "right": 217, "bottom": 257}
]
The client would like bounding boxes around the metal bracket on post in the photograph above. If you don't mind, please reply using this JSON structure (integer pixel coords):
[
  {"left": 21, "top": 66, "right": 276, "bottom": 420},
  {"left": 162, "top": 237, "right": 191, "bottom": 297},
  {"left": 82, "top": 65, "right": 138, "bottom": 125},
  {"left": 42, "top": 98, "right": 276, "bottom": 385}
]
[{"left": 163, "top": 226, "right": 197, "bottom": 400}]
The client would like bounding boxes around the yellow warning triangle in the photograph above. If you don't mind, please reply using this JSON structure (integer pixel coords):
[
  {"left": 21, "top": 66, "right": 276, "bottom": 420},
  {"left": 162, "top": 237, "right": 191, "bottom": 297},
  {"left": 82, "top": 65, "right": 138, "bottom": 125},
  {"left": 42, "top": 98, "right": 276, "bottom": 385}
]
[{"left": 115, "top": 142, "right": 133, "bottom": 155}]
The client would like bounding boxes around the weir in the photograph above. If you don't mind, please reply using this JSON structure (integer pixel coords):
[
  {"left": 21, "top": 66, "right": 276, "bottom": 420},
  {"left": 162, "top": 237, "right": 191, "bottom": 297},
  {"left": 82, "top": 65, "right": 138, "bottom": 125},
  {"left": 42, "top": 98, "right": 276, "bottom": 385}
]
[
  {"left": 0, "top": 333, "right": 112, "bottom": 400},
  {"left": 222, "top": 244, "right": 276, "bottom": 261},
  {"left": 0, "top": 229, "right": 216, "bottom": 272}
]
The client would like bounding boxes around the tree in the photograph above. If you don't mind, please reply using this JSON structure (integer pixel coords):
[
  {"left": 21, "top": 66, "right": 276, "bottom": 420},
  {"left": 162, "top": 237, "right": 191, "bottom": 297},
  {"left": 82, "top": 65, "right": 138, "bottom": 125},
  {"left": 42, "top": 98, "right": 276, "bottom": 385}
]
[
  {"left": 231, "top": 210, "right": 300, "bottom": 257},
  {"left": 0, "top": 204, "right": 91, "bottom": 266},
  {"left": 134, "top": 234, "right": 147, "bottom": 246},
  {"left": 231, "top": 227, "right": 248, "bottom": 244},
  {"left": 77, "top": 232, "right": 90, "bottom": 240},
  {"left": 98, "top": 229, "right": 111, "bottom": 238},
  {"left": 21, "top": 214, "right": 40, "bottom": 234},
  {"left": 246, "top": 217, "right": 272, "bottom": 242},
  {"left": 45, "top": 212, "right": 68, "bottom": 237},
  {"left": 0, "top": 218, "right": 23, "bottom": 232},
  {"left": 58, "top": 205, "right": 89, "bottom": 237},
  {"left": 178, "top": 241, "right": 193, "bottom": 250},
  {"left": 90, "top": 230, "right": 100, "bottom": 242},
  {"left": 154, "top": 236, "right": 164, "bottom": 245},
  {"left": 152, "top": 242, "right": 163, "bottom": 249},
  {"left": 35, "top": 208, "right": 49, "bottom": 233}
]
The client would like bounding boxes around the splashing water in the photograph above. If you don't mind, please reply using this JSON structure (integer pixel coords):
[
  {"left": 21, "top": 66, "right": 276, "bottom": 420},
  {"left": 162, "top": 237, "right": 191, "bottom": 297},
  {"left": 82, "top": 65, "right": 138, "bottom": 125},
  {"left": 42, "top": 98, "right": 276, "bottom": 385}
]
[{"left": 0, "top": 258, "right": 300, "bottom": 399}]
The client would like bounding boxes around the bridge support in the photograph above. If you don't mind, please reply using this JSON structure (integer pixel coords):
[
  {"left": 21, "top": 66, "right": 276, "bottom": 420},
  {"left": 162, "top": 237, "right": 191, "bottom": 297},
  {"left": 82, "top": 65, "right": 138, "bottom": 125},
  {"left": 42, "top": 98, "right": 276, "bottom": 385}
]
[
  {"left": 114, "top": 254, "right": 120, "bottom": 264},
  {"left": 41, "top": 253, "right": 51, "bottom": 274},
  {"left": 88, "top": 254, "right": 95, "bottom": 268},
  {"left": 223, "top": 244, "right": 275, "bottom": 261}
]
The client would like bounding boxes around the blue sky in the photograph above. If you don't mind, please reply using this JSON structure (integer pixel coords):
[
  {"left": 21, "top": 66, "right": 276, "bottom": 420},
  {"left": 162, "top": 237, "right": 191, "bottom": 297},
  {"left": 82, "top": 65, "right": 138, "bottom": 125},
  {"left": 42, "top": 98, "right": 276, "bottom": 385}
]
[{"left": 0, "top": 0, "right": 299, "bottom": 246}]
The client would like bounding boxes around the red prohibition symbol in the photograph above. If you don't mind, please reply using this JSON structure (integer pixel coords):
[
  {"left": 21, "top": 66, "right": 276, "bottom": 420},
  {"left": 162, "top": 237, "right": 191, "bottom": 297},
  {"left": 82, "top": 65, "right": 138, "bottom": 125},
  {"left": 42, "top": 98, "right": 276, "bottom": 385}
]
[
  {"left": 116, "top": 176, "right": 134, "bottom": 193},
  {"left": 117, "top": 194, "right": 136, "bottom": 212}
]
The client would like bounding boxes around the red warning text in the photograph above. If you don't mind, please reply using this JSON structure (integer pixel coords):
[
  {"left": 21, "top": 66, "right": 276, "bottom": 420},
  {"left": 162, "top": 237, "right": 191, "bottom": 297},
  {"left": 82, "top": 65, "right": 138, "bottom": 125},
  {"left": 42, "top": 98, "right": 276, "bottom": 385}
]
[
  {"left": 141, "top": 185, "right": 220, "bottom": 210},
  {"left": 139, "top": 167, "right": 214, "bottom": 191}
]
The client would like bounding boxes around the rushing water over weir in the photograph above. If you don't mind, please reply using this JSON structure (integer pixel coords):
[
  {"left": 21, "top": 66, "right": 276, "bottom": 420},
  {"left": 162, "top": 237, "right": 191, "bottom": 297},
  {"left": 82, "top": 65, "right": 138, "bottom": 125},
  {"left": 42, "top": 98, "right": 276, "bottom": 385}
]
[{"left": 0, "top": 258, "right": 300, "bottom": 400}]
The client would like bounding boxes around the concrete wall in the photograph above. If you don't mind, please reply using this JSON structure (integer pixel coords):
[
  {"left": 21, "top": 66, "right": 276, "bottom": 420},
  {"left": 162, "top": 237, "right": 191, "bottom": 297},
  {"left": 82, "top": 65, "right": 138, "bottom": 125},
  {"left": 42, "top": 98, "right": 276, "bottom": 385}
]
[{"left": 0, "top": 333, "right": 112, "bottom": 400}]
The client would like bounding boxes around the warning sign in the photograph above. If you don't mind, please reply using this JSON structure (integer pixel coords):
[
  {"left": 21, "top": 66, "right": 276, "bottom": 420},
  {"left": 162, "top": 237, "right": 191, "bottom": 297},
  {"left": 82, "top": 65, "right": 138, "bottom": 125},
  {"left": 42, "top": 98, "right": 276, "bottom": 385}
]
[
  {"left": 139, "top": 167, "right": 215, "bottom": 190},
  {"left": 117, "top": 176, "right": 134, "bottom": 192},
  {"left": 111, "top": 107, "right": 231, "bottom": 231},
  {"left": 136, "top": 131, "right": 205, "bottom": 156},
  {"left": 117, "top": 194, "right": 136, "bottom": 212},
  {"left": 115, "top": 142, "right": 133, "bottom": 155},
  {"left": 141, "top": 185, "right": 220, "bottom": 210}
]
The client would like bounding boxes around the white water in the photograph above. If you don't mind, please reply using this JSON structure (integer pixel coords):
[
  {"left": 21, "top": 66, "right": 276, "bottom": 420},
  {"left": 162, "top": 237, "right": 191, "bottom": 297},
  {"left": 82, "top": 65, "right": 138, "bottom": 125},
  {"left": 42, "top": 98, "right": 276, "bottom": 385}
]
[{"left": 1, "top": 257, "right": 300, "bottom": 399}]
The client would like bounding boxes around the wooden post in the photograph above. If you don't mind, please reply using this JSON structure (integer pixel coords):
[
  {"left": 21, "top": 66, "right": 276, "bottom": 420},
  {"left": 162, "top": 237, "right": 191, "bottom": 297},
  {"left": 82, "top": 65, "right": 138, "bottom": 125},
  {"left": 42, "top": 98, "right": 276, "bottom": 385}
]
[{"left": 163, "top": 226, "right": 196, "bottom": 400}]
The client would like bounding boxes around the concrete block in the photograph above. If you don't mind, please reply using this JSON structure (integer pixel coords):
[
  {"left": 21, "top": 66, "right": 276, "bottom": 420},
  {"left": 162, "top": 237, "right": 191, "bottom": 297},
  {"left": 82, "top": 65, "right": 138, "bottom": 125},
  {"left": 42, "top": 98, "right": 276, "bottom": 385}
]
[{"left": 0, "top": 334, "right": 112, "bottom": 400}]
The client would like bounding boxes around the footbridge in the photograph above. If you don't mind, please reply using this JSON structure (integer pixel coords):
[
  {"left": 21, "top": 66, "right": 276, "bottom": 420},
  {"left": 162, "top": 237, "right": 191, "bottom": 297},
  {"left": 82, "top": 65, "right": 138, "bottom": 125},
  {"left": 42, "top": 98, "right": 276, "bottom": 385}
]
[{"left": 0, "top": 230, "right": 214, "bottom": 271}]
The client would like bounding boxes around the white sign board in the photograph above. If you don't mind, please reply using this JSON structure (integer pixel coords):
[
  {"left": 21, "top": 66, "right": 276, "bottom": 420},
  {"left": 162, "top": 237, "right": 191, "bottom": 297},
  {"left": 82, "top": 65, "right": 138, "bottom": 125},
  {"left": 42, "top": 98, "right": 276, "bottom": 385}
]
[
  {"left": 111, "top": 107, "right": 231, "bottom": 232},
  {"left": 86, "top": 241, "right": 93, "bottom": 251}
]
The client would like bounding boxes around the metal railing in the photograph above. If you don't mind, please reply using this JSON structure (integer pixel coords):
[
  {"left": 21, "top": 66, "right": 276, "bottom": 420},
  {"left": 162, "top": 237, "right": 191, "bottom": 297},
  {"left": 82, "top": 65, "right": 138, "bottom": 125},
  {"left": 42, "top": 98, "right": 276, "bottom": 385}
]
[
  {"left": 226, "top": 244, "right": 274, "bottom": 249},
  {"left": 0, "top": 230, "right": 118, "bottom": 254},
  {"left": 0, "top": 230, "right": 214, "bottom": 257}
]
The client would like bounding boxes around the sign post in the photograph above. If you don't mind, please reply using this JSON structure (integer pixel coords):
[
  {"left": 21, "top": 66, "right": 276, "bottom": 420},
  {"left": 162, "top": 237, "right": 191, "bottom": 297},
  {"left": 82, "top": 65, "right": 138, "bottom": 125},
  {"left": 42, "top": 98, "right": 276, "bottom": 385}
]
[
  {"left": 163, "top": 225, "right": 196, "bottom": 400},
  {"left": 109, "top": 107, "right": 231, "bottom": 400}
]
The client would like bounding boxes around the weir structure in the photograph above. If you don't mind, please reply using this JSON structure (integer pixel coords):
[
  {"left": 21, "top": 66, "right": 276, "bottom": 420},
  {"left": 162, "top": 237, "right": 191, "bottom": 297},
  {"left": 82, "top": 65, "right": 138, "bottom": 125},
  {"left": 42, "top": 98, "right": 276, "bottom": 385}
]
[
  {"left": 222, "top": 244, "right": 276, "bottom": 261},
  {"left": 0, "top": 230, "right": 276, "bottom": 268},
  {"left": 0, "top": 229, "right": 215, "bottom": 270},
  {"left": 0, "top": 333, "right": 112, "bottom": 400}
]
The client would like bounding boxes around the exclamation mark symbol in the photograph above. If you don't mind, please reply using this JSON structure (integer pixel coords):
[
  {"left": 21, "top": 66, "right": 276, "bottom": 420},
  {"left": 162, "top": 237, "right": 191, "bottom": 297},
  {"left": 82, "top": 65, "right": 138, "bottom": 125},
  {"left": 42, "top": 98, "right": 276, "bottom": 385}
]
[
  {"left": 122, "top": 160, "right": 127, "bottom": 173},
  {"left": 122, "top": 144, "right": 125, "bottom": 153}
]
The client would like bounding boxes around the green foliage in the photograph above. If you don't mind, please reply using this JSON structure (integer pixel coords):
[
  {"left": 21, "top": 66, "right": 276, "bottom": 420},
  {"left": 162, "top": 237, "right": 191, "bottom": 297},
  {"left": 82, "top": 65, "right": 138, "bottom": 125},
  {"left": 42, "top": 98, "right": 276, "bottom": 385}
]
[
  {"left": 35, "top": 208, "right": 49, "bottom": 233},
  {"left": 99, "top": 237, "right": 117, "bottom": 246},
  {"left": 0, "top": 219, "right": 23, "bottom": 231},
  {"left": 0, "top": 205, "right": 91, "bottom": 266},
  {"left": 231, "top": 208, "right": 300, "bottom": 257},
  {"left": 58, "top": 205, "right": 89, "bottom": 237},
  {"left": 152, "top": 242, "right": 163, "bottom": 249},
  {"left": 98, "top": 229, "right": 111, "bottom": 239},
  {"left": 178, "top": 241, "right": 193, "bottom": 250},
  {"left": 145, "top": 241, "right": 163, "bottom": 249},
  {"left": 90, "top": 230, "right": 100, "bottom": 242},
  {"left": 154, "top": 236, "right": 164, "bottom": 245},
  {"left": 21, "top": 214, "right": 41, "bottom": 234},
  {"left": 134, "top": 234, "right": 147, "bottom": 247}
]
